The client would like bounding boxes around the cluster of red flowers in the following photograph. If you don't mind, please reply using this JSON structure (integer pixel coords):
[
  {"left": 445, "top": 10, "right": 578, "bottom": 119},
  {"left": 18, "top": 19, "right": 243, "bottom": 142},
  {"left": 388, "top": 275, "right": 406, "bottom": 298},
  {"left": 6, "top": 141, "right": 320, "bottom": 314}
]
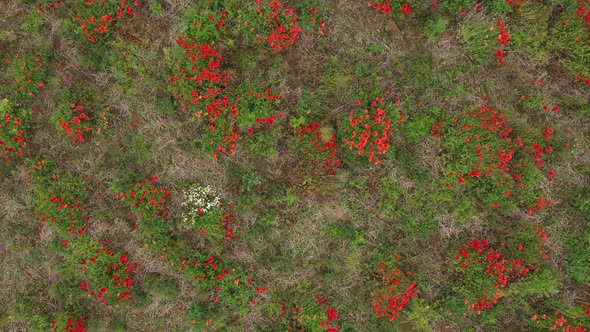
[
  {"left": 194, "top": 9, "right": 228, "bottom": 29},
  {"left": 250, "top": 0, "right": 302, "bottom": 53},
  {"left": 519, "top": 93, "right": 560, "bottom": 112},
  {"left": 570, "top": 0, "right": 590, "bottom": 41},
  {"left": 168, "top": 32, "right": 240, "bottom": 158},
  {"left": 24, "top": 159, "right": 57, "bottom": 184},
  {"left": 169, "top": 24, "right": 285, "bottom": 157},
  {"left": 456, "top": 239, "right": 541, "bottom": 314},
  {"left": 50, "top": 312, "right": 86, "bottom": 332},
  {"left": 533, "top": 226, "right": 553, "bottom": 260},
  {"left": 4, "top": 53, "right": 44, "bottom": 97},
  {"left": 214, "top": 127, "right": 238, "bottom": 158},
  {"left": 496, "top": 20, "right": 511, "bottom": 65},
  {"left": 78, "top": 239, "right": 140, "bottom": 305},
  {"left": 368, "top": 1, "right": 391, "bottom": 13},
  {"left": 37, "top": 179, "right": 140, "bottom": 309},
  {"left": 278, "top": 297, "right": 339, "bottom": 331},
  {"left": 180, "top": 253, "right": 262, "bottom": 309},
  {"left": 185, "top": 255, "right": 217, "bottom": 283},
  {"left": 0, "top": 111, "right": 27, "bottom": 162},
  {"left": 54, "top": 103, "right": 108, "bottom": 144},
  {"left": 40, "top": 194, "right": 89, "bottom": 235},
  {"left": 316, "top": 296, "right": 340, "bottom": 331},
  {"left": 527, "top": 196, "right": 553, "bottom": 215},
  {"left": 219, "top": 203, "right": 235, "bottom": 241},
  {"left": 497, "top": 20, "right": 511, "bottom": 45},
  {"left": 504, "top": 0, "right": 529, "bottom": 10},
  {"left": 369, "top": 2, "right": 412, "bottom": 15},
  {"left": 465, "top": 292, "right": 505, "bottom": 313},
  {"left": 114, "top": 177, "right": 169, "bottom": 219},
  {"left": 58, "top": 103, "right": 88, "bottom": 143},
  {"left": 192, "top": 202, "right": 238, "bottom": 241},
  {"left": 296, "top": 121, "right": 340, "bottom": 174},
  {"left": 575, "top": 72, "right": 590, "bottom": 85},
  {"left": 74, "top": 0, "right": 139, "bottom": 43},
  {"left": 439, "top": 104, "right": 558, "bottom": 212},
  {"left": 431, "top": 121, "right": 445, "bottom": 137},
  {"left": 401, "top": 3, "right": 412, "bottom": 14},
  {"left": 38, "top": 0, "right": 64, "bottom": 12},
  {"left": 532, "top": 302, "right": 590, "bottom": 331},
  {"left": 342, "top": 97, "right": 398, "bottom": 164},
  {"left": 532, "top": 127, "right": 556, "bottom": 169},
  {"left": 562, "top": 0, "right": 590, "bottom": 83},
  {"left": 169, "top": 37, "right": 229, "bottom": 101},
  {"left": 372, "top": 263, "right": 418, "bottom": 322},
  {"left": 535, "top": 225, "right": 548, "bottom": 241}
]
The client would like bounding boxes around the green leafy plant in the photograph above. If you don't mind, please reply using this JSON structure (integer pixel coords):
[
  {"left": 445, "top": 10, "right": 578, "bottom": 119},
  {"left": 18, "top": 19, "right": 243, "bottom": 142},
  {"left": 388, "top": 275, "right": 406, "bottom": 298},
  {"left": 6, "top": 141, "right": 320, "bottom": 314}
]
[
  {"left": 21, "top": 11, "right": 43, "bottom": 36},
  {"left": 424, "top": 16, "right": 447, "bottom": 39},
  {"left": 143, "top": 274, "right": 180, "bottom": 300},
  {"left": 459, "top": 16, "right": 494, "bottom": 64}
]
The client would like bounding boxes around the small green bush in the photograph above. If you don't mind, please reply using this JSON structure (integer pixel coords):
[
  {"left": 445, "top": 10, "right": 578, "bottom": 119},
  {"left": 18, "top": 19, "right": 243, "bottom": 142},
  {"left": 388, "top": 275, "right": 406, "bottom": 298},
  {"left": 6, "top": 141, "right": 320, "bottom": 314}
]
[
  {"left": 143, "top": 274, "right": 180, "bottom": 300},
  {"left": 459, "top": 17, "right": 494, "bottom": 65},
  {"left": 20, "top": 11, "right": 43, "bottom": 36},
  {"left": 424, "top": 16, "right": 447, "bottom": 39}
]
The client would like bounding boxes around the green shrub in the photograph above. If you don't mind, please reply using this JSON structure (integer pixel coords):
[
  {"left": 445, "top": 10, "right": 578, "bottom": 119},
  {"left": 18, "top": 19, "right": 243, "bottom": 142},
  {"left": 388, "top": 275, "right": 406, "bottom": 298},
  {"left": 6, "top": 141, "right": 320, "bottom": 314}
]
[
  {"left": 401, "top": 113, "right": 435, "bottom": 144},
  {"left": 564, "top": 231, "right": 590, "bottom": 284},
  {"left": 458, "top": 16, "right": 494, "bottom": 65},
  {"left": 107, "top": 38, "right": 159, "bottom": 102},
  {"left": 20, "top": 11, "right": 43, "bottom": 36},
  {"left": 187, "top": 300, "right": 227, "bottom": 331},
  {"left": 506, "top": 269, "right": 560, "bottom": 298},
  {"left": 325, "top": 221, "right": 367, "bottom": 247},
  {"left": 104, "top": 131, "right": 159, "bottom": 180},
  {"left": 424, "top": 16, "right": 447, "bottom": 39},
  {"left": 28, "top": 314, "right": 50, "bottom": 332},
  {"left": 377, "top": 177, "right": 403, "bottom": 218},
  {"left": 393, "top": 147, "right": 428, "bottom": 182},
  {"left": 510, "top": 25, "right": 548, "bottom": 65},
  {"left": 404, "top": 298, "right": 441, "bottom": 332},
  {"left": 226, "top": 163, "right": 264, "bottom": 194},
  {"left": 49, "top": 281, "right": 83, "bottom": 307},
  {"left": 439, "top": 0, "right": 472, "bottom": 14},
  {"left": 138, "top": 217, "right": 175, "bottom": 250},
  {"left": 148, "top": 0, "right": 162, "bottom": 14},
  {"left": 84, "top": 317, "right": 127, "bottom": 332},
  {"left": 143, "top": 274, "right": 180, "bottom": 300},
  {"left": 485, "top": 0, "right": 514, "bottom": 15}
]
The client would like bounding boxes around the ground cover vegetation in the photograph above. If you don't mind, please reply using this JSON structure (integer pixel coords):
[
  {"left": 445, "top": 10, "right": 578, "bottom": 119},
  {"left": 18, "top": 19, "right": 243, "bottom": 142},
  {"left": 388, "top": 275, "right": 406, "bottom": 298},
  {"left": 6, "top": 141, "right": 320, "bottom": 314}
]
[{"left": 1, "top": 0, "right": 589, "bottom": 330}]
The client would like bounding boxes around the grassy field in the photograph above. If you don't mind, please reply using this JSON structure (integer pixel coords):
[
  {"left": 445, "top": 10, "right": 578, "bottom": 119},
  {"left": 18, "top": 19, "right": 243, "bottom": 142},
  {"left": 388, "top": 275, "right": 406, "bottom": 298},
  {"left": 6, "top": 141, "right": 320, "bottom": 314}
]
[{"left": 1, "top": 0, "right": 590, "bottom": 331}]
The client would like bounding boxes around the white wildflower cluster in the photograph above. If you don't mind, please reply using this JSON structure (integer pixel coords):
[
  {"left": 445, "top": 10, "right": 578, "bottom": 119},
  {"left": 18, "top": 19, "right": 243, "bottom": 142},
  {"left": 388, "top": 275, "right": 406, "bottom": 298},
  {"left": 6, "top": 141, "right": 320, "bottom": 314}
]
[{"left": 180, "top": 185, "right": 220, "bottom": 226}]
